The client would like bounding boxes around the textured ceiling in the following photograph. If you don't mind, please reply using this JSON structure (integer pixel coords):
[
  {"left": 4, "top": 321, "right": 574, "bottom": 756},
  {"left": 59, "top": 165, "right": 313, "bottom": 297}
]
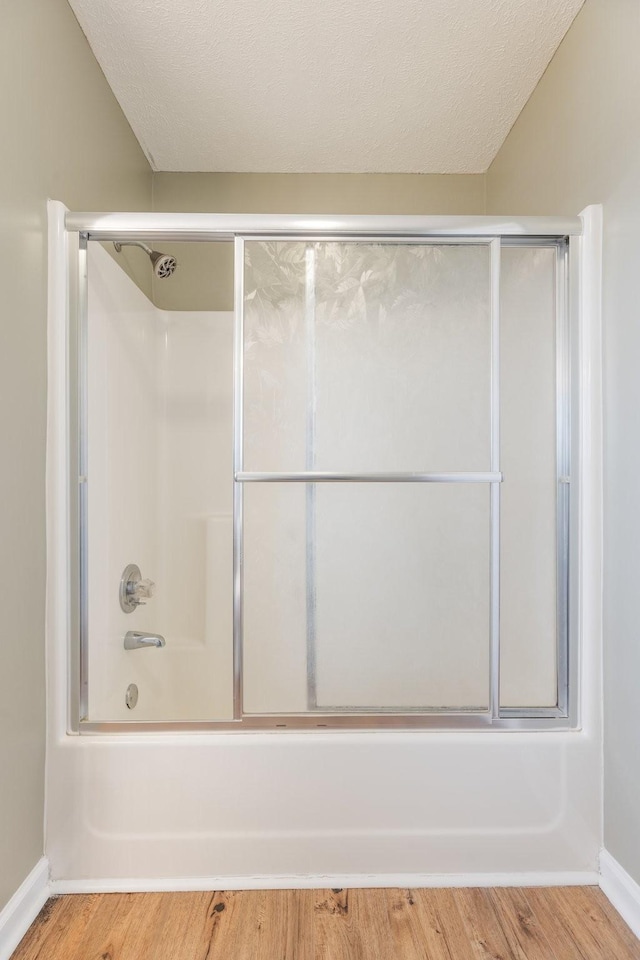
[{"left": 68, "top": 0, "right": 583, "bottom": 173}]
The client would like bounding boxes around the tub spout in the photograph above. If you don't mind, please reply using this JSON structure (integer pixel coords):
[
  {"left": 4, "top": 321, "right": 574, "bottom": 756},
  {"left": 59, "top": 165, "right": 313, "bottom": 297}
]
[{"left": 124, "top": 631, "right": 166, "bottom": 650}]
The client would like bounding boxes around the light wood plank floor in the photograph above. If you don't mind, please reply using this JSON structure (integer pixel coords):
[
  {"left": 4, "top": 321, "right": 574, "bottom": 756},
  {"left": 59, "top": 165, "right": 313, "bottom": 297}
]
[{"left": 12, "top": 887, "right": 640, "bottom": 960}]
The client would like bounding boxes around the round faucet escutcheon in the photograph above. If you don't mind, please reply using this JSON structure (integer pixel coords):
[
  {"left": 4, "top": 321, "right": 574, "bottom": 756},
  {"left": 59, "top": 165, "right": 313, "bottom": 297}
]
[{"left": 119, "top": 563, "right": 155, "bottom": 613}]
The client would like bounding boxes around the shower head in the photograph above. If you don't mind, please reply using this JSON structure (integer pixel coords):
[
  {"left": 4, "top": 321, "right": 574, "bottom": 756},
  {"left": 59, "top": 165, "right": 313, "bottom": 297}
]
[
  {"left": 149, "top": 250, "right": 177, "bottom": 279},
  {"left": 113, "top": 241, "right": 177, "bottom": 279}
]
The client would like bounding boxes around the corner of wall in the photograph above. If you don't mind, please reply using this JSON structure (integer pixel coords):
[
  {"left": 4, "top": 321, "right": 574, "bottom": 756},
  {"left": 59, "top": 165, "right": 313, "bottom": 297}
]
[
  {"left": 0, "top": 859, "right": 50, "bottom": 960},
  {"left": 600, "top": 850, "right": 640, "bottom": 941}
]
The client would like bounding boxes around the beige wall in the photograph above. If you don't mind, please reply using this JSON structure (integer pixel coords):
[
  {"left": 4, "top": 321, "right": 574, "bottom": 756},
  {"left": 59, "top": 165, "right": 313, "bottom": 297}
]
[
  {"left": 487, "top": 0, "right": 640, "bottom": 884},
  {"left": 0, "top": 0, "right": 151, "bottom": 910},
  {"left": 7, "top": 0, "right": 627, "bottom": 907},
  {"left": 151, "top": 173, "right": 485, "bottom": 310}
]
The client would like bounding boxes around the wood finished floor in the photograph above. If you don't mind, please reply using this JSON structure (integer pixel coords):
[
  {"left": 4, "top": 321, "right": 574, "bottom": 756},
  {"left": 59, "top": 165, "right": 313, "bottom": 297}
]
[{"left": 12, "top": 887, "right": 640, "bottom": 960}]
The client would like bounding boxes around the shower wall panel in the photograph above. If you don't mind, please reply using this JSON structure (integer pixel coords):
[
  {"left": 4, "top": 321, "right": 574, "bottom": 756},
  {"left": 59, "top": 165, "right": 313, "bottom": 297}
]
[
  {"left": 86, "top": 244, "right": 233, "bottom": 721},
  {"left": 87, "top": 244, "right": 163, "bottom": 720},
  {"left": 157, "top": 307, "right": 234, "bottom": 720}
]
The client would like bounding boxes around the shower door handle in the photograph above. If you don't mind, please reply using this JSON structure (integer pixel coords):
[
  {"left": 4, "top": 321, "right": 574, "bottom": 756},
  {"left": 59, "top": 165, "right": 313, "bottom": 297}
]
[{"left": 124, "top": 631, "right": 166, "bottom": 650}]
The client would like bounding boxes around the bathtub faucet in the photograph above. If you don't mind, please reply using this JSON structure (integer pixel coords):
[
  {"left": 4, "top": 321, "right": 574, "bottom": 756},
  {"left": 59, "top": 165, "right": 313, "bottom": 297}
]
[{"left": 124, "top": 631, "right": 166, "bottom": 650}]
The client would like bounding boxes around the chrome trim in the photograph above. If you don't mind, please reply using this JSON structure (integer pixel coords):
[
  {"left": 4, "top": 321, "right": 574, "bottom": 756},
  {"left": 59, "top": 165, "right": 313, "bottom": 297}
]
[
  {"left": 78, "top": 234, "right": 89, "bottom": 723},
  {"left": 119, "top": 563, "right": 155, "bottom": 613},
  {"left": 243, "top": 233, "right": 496, "bottom": 247},
  {"left": 77, "top": 714, "right": 576, "bottom": 733},
  {"left": 499, "top": 706, "right": 567, "bottom": 720},
  {"left": 490, "top": 239, "right": 501, "bottom": 719},
  {"left": 568, "top": 234, "right": 581, "bottom": 729},
  {"left": 66, "top": 230, "right": 81, "bottom": 733},
  {"left": 246, "top": 235, "right": 494, "bottom": 245},
  {"left": 556, "top": 241, "right": 571, "bottom": 717},
  {"left": 499, "top": 236, "right": 571, "bottom": 247},
  {"left": 124, "top": 631, "right": 166, "bottom": 650},
  {"left": 246, "top": 237, "right": 570, "bottom": 249},
  {"left": 305, "top": 247, "right": 318, "bottom": 709},
  {"left": 70, "top": 225, "right": 577, "bottom": 733},
  {"left": 297, "top": 703, "right": 488, "bottom": 714},
  {"left": 233, "top": 237, "right": 245, "bottom": 720},
  {"left": 236, "top": 471, "right": 503, "bottom": 483},
  {"left": 65, "top": 212, "right": 583, "bottom": 239}
]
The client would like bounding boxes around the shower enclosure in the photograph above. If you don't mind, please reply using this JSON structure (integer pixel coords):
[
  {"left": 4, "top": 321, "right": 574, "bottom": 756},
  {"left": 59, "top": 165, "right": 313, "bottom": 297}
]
[{"left": 68, "top": 214, "right": 579, "bottom": 730}]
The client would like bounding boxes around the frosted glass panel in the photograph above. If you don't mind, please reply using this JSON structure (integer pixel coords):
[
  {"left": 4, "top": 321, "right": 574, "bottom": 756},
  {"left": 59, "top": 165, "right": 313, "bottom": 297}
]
[
  {"left": 242, "top": 483, "right": 490, "bottom": 714},
  {"left": 500, "top": 246, "right": 558, "bottom": 708},
  {"left": 243, "top": 241, "right": 491, "bottom": 472}
]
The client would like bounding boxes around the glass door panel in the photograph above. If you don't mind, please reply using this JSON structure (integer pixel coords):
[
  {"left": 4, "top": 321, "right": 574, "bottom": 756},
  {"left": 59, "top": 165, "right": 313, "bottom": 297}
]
[
  {"left": 499, "top": 246, "right": 560, "bottom": 708},
  {"left": 243, "top": 241, "right": 492, "bottom": 473},
  {"left": 242, "top": 483, "right": 490, "bottom": 714}
]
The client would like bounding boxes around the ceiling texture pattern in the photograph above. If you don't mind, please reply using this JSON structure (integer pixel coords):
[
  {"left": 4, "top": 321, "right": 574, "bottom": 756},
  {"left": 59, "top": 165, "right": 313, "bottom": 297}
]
[{"left": 68, "top": 0, "right": 584, "bottom": 173}]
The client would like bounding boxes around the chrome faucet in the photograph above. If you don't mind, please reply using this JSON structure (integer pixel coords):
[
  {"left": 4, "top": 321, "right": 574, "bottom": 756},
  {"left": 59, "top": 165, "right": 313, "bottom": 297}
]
[
  {"left": 124, "top": 631, "right": 166, "bottom": 650},
  {"left": 120, "top": 564, "right": 155, "bottom": 613}
]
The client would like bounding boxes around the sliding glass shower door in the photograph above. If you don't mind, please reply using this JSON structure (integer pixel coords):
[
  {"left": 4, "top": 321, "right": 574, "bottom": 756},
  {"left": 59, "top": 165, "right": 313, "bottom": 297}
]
[
  {"left": 237, "top": 237, "right": 565, "bottom": 719},
  {"left": 78, "top": 226, "right": 568, "bottom": 728},
  {"left": 240, "top": 240, "right": 496, "bottom": 715}
]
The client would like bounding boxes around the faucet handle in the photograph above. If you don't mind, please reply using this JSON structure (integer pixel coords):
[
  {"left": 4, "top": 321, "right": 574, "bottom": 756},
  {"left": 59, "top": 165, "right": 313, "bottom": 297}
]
[
  {"left": 131, "top": 578, "right": 155, "bottom": 603},
  {"left": 120, "top": 564, "right": 156, "bottom": 613}
]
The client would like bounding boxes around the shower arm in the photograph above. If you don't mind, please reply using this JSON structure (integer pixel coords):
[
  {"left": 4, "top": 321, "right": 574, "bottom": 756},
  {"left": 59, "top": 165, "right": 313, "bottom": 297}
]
[{"left": 113, "top": 240, "right": 153, "bottom": 256}]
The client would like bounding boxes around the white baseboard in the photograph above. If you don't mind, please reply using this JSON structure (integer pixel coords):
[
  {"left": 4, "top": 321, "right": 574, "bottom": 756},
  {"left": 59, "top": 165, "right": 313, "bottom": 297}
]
[
  {"left": 0, "top": 859, "right": 50, "bottom": 960},
  {"left": 50, "top": 869, "right": 598, "bottom": 895},
  {"left": 599, "top": 850, "right": 640, "bottom": 939}
]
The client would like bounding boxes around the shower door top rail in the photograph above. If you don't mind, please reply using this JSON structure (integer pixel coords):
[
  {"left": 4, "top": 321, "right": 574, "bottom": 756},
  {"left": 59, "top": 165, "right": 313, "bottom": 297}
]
[
  {"left": 236, "top": 472, "right": 503, "bottom": 483},
  {"left": 65, "top": 211, "right": 583, "bottom": 241}
]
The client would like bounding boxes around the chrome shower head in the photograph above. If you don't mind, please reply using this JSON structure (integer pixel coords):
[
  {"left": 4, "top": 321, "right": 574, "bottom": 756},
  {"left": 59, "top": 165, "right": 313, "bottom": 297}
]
[
  {"left": 149, "top": 250, "right": 177, "bottom": 279},
  {"left": 113, "top": 241, "right": 177, "bottom": 279}
]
